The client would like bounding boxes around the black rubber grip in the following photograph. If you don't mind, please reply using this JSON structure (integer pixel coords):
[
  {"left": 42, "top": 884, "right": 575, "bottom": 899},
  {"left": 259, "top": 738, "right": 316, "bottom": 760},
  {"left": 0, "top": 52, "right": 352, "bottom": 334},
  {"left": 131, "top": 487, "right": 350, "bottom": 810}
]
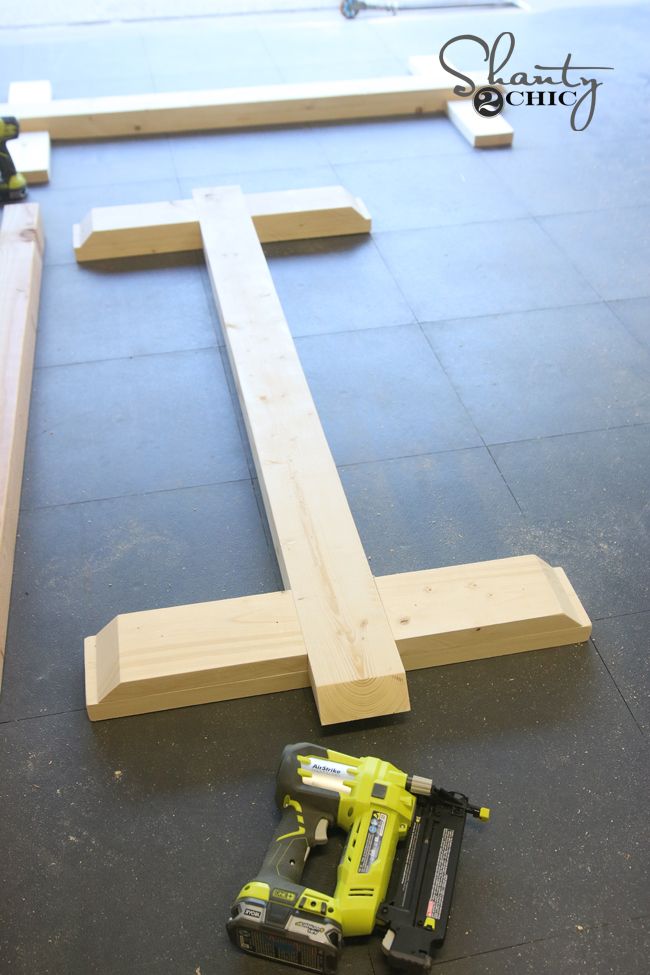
[{"left": 259, "top": 803, "right": 309, "bottom": 887}]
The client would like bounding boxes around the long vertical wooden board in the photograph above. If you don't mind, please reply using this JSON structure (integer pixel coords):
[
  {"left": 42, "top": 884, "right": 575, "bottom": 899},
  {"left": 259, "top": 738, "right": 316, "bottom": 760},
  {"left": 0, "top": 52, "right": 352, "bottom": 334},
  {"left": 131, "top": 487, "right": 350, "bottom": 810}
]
[
  {"left": 193, "top": 185, "right": 409, "bottom": 724},
  {"left": 0, "top": 203, "right": 43, "bottom": 684}
]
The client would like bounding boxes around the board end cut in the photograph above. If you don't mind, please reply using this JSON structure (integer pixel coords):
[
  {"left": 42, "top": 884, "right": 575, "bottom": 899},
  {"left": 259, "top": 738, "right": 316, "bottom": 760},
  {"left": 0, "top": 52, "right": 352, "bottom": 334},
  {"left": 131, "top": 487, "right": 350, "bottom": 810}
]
[{"left": 312, "top": 672, "right": 411, "bottom": 726}]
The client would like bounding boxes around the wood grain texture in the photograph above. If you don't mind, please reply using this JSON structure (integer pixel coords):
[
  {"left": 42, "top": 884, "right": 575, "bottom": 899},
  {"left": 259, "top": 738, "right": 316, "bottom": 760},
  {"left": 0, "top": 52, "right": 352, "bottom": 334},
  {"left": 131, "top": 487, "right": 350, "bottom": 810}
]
[
  {"left": 73, "top": 186, "right": 371, "bottom": 262},
  {"left": 7, "top": 82, "right": 51, "bottom": 184},
  {"left": 0, "top": 204, "right": 44, "bottom": 684},
  {"left": 4, "top": 74, "right": 479, "bottom": 141},
  {"left": 193, "top": 185, "right": 409, "bottom": 724},
  {"left": 85, "top": 555, "right": 591, "bottom": 720}
]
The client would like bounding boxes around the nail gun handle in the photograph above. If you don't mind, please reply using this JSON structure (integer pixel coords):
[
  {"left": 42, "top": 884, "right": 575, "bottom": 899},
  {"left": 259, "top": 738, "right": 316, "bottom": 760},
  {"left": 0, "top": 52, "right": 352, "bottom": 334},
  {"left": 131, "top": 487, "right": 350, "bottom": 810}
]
[{"left": 259, "top": 801, "right": 312, "bottom": 887}]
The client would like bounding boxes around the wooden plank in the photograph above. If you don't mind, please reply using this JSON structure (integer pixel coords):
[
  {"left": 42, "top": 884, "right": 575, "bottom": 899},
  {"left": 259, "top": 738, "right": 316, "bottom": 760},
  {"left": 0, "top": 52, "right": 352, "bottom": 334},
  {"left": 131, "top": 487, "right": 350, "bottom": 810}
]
[
  {"left": 0, "top": 204, "right": 44, "bottom": 684},
  {"left": 446, "top": 99, "right": 513, "bottom": 148},
  {"left": 73, "top": 186, "right": 371, "bottom": 262},
  {"left": 407, "top": 58, "right": 512, "bottom": 148},
  {"left": 9, "top": 132, "right": 50, "bottom": 184},
  {"left": 7, "top": 82, "right": 51, "bottom": 184},
  {"left": 4, "top": 74, "right": 484, "bottom": 141},
  {"left": 85, "top": 555, "right": 592, "bottom": 720},
  {"left": 193, "top": 185, "right": 409, "bottom": 725}
]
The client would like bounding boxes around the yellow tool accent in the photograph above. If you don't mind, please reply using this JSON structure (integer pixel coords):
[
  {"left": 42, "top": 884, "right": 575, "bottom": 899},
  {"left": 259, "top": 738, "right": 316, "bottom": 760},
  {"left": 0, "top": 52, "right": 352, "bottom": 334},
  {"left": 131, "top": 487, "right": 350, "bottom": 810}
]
[
  {"left": 479, "top": 807, "right": 491, "bottom": 821},
  {"left": 424, "top": 917, "right": 436, "bottom": 929},
  {"left": 277, "top": 796, "right": 306, "bottom": 841}
]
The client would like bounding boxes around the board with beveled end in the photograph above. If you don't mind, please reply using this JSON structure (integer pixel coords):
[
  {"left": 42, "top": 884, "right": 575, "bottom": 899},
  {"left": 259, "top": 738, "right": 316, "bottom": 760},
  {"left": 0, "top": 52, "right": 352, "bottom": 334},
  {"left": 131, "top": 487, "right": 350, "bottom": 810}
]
[
  {"left": 73, "top": 185, "right": 371, "bottom": 262},
  {"left": 85, "top": 555, "right": 591, "bottom": 720},
  {"left": 0, "top": 203, "right": 44, "bottom": 684}
]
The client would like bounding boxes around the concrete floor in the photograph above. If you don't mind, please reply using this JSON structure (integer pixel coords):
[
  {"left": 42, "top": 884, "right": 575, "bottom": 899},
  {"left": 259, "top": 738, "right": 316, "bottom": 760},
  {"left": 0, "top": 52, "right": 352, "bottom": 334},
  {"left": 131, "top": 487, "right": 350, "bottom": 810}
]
[{"left": 1, "top": 4, "right": 649, "bottom": 973}]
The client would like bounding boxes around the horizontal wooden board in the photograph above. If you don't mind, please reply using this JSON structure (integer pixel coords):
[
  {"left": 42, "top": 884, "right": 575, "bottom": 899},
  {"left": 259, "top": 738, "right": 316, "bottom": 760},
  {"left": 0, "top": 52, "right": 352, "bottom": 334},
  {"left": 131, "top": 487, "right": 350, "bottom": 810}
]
[
  {"left": 5, "top": 73, "right": 483, "bottom": 140},
  {"left": 73, "top": 186, "right": 371, "bottom": 262},
  {"left": 86, "top": 555, "right": 591, "bottom": 720}
]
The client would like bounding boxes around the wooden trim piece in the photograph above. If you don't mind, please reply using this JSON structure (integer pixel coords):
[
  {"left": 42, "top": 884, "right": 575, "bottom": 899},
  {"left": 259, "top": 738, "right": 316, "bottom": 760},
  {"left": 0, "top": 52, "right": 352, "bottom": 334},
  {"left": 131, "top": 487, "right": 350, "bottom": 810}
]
[
  {"left": 85, "top": 555, "right": 591, "bottom": 720},
  {"left": 0, "top": 204, "right": 44, "bottom": 684},
  {"left": 5, "top": 74, "right": 484, "bottom": 141},
  {"left": 73, "top": 186, "right": 371, "bottom": 262},
  {"left": 7, "top": 82, "right": 51, "bottom": 184},
  {"left": 446, "top": 99, "right": 513, "bottom": 148},
  {"left": 193, "top": 185, "right": 409, "bottom": 725}
]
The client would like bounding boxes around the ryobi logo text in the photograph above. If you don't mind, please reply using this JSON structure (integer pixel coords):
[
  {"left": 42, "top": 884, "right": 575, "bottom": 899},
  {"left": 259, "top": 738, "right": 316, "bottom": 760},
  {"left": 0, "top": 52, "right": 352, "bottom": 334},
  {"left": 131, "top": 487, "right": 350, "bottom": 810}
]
[{"left": 439, "top": 32, "right": 613, "bottom": 131}]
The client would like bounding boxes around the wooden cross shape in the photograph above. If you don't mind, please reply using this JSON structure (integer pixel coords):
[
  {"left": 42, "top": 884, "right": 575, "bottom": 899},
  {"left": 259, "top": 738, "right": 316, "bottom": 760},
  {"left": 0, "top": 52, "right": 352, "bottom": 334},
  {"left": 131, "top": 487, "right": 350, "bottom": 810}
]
[{"left": 76, "top": 185, "right": 590, "bottom": 725}]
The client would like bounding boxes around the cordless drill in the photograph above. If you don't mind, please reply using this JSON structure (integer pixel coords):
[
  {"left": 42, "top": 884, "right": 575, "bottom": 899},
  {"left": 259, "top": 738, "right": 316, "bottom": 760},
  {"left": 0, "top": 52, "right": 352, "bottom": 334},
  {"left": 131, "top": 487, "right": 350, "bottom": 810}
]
[
  {"left": 227, "top": 742, "right": 489, "bottom": 972},
  {"left": 0, "top": 117, "right": 27, "bottom": 203}
]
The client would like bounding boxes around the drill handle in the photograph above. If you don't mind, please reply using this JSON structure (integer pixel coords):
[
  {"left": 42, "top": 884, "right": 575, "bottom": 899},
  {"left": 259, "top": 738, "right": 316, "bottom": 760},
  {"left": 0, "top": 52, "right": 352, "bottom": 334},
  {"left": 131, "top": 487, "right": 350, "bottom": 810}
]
[{"left": 259, "top": 798, "right": 329, "bottom": 888}]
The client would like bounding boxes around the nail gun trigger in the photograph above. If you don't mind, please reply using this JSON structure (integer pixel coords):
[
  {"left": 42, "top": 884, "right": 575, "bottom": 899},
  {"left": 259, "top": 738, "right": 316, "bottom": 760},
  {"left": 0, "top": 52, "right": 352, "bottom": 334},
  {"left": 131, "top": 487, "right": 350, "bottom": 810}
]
[{"left": 314, "top": 817, "right": 329, "bottom": 845}]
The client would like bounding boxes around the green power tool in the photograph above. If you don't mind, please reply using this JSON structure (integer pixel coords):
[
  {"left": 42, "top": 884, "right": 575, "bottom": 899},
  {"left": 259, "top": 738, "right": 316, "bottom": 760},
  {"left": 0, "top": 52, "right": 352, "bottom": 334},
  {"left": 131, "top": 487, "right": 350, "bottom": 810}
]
[
  {"left": 227, "top": 742, "right": 489, "bottom": 973},
  {"left": 0, "top": 117, "right": 27, "bottom": 204}
]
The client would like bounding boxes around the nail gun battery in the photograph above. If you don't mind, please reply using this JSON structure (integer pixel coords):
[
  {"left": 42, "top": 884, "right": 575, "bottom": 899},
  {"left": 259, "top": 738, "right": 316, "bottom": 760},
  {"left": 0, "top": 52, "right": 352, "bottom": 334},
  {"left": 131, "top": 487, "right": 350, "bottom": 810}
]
[
  {"left": 229, "top": 897, "right": 342, "bottom": 974},
  {"left": 378, "top": 793, "right": 471, "bottom": 971}
]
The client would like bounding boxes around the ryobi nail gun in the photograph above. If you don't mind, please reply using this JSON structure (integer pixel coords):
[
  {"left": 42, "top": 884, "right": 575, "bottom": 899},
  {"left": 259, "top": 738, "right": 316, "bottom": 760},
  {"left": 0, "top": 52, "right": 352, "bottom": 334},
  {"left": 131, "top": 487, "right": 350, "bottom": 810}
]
[{"left": 227, "top": 742, "right": 489, "bottom": 972}]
